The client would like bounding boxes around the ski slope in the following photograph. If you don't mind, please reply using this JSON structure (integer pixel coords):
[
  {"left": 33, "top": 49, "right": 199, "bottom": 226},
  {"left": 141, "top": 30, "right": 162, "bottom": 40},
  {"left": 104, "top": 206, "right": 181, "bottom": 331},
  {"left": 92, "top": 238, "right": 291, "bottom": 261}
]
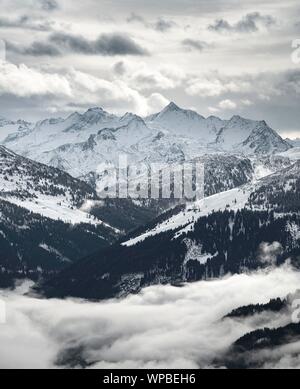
[{"left": 123, "top": 184, "right": 254, "bottom": 247}]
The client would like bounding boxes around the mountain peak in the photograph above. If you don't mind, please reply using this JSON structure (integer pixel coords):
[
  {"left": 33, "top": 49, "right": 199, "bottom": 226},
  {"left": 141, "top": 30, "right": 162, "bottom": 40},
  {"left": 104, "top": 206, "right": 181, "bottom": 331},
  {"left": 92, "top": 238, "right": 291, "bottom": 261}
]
[
  {"left": 207, "top": 115, "right": 222, "bottom": 122},
  {"left": 0, "top": 115, "right": 14, "bottom": 126},
  {"left": 87, "top": 107, "right": 104, "bottom": 113},
  {"left": 118, "top": 113, "right": 146, "bottom": 129},
  {"left": 84, "top": 107, "right": 106, "bottom": 116},
  {"left": 230, "top": 115, "right": 244, "bottom": 122},
  {"left": 227, "top": 115, "right": 254, "bottom": 127},
  {"left": 258, "top": 120, "right": 268, "bottom": 127},
  {"left": 67, "top": 111, "right": 82, "bottom": 120},
  {"left": 159, "top": 102, "right": 204, "bottom": 119},
  {"left": 121, "top": 112, "right": 132, "bottom": 119},
  {"left": 162, "top": 102, "right": 200, "bottom": 116},
  {"left": 164, "top": 101, "right": 181, "bottom": 111},
  {"left": 120, "top": 112, "right": 143, "bottom": 121},
  {"left": 126, "top": 115, "right": 147, "bottom": 128}
]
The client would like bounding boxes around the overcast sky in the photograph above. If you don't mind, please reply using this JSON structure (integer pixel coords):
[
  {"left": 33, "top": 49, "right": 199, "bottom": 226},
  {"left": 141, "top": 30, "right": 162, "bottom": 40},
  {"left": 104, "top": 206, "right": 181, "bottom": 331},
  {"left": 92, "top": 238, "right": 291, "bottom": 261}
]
[{"left": 0, "top": 0, "right": 299, "bottom": 137}]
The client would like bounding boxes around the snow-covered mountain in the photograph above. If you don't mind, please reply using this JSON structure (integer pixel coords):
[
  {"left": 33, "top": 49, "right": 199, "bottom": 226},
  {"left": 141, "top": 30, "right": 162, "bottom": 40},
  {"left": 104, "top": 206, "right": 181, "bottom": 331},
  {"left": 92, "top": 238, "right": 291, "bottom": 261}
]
[
  {"left": 3, "top": 107, "right": 118, "bottom": 159},
  {"left": 146, "top": 102, "right": 222, "bottom": 141},
  {"left": 0, "top": 116, "right": 33, "bottom": 143},
  {"left": 123, "top": 160, "right": 300, "bottom": 247},
  {"left": 146, "top": 103, "right": 290, "bottom": 153},
  {"left": 0, "top": 198, "right": 120, "bottom": 288},
  {"left": 1, "top": 103, "right": 291, "bottom": 185},
  {"left": 215, "top": 116, "right": 290, "bottom": 154},
  {"left": 0, "top": 103, "right": 295, "bottom": 292},
  {"left": 38, "top": 161, "right": 300, "bottom": 300},
  {"left": 1, "top": 145, "right": 188, "bottom": 286},
  {"left": 0, "top": 145, "right": 163, "bottom": 233},
  {"left": 0, "top": 145, "right": 103, "bottom": 225},
  {"left": 279, "top": 146, "right": 300, "bottom": 162},
  {"left": 0, "top": 146, "right": 127, "bottom": 286},
  {"left": 286, "top": 138, "right": 300, "bottom": 147},
  {"left": 34, "top": 115, "right": 155, "bottom": 178}
]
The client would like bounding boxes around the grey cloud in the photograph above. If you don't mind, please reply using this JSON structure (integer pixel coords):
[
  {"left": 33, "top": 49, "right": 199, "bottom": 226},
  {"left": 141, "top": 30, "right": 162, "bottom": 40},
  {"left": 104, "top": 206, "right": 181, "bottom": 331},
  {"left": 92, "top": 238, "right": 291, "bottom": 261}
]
[
  {"left": 183, "top": 68, "right": 300, "bottom": 136},
  {"left": 127, "top": 12, "right": 145, "bottom": 24},
  {"left": 7, "top": 32, "right": 149, "bottom": 57},
  {"left": 7, "top": 41, "right": 61, "bottom": 57},
  {"left": 154, "top": 18, "right": 176, "bottom": 32},
  {"left": 209, "top": 12, "right": 276, "bottom": 33},
  {"left": 209, "top": 19, "right": 231, "bottom": 32},
  {"left": 127, "top": 12, "right": 176, "bottom": 32},
  {"left": 0, "top": 16, "right": 26, "bottom": 28},
  {"left": 113, "top": 61, "right": 127, "bottom": 75},
  {"left": 38, "top": 0, "right": 59, "bottom": 11},
  {"left": 282, "top": 68, "right": 300, "bottom": 87},
  {"left": 0, "top": 15, "right": 52, "bottom": 31},
  {"left": 182, "top": 39, "right": 209, "bottom": 52},
  {"left": 49, "top": 32, "right": 149, "bottom": 56}
]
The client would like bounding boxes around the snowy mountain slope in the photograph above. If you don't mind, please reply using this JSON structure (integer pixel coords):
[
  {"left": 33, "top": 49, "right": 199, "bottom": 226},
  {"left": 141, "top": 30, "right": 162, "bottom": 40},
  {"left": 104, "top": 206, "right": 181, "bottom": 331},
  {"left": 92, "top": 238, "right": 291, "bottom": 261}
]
[
  {"left": 0, "top": 144, "right": 194, "bottom": 237},
  {"left": 199, "top": 154, "right": 253, "bottom": 195},
  {"left": 33, "top": 116, "right": 155, "bottom": 178},
  {"left": 39, "top": 210, "right": 300, "bottom": 301},
  {"left": 215, "top": 116, "right": 290, "bottom": 154},
  {"left": 146, "top": 102, "right": 222, "bottom": 141},
  {"left": 123, "top": 185, "right": 254, "bottom": 247},
  {"left": 0, "top": 198, "right": 119, "bottom": 288},
  {"left": 215, "top": 116, "right": 260, "bottom": 150},
  {"left": 0, "top": 145, "right": 128, "bottom": 234},
  {"left": 123, "top": 161, "right": 300, "bottom": 247},
  {"left": 84, "top": 152, "right": 253, "bottom": 210},
  {"left": 286, "top": 138, "right": 300, "bottom": 147},
  {"left": 146, "top": 103, "right": 290, "bottom": 155},
  {"left": 0, "top": 146, "right": 134, "bottom": 286},
  {"left": 121, "top": 158, "right": 300, "bottom": 248},
  {"left": 38, "top": 161, "right": 300, "bottom": 300},
  {"left": 3, "top": 107, "right": 119, "bottom": 159},
  {"left": 2, "top": 104, "right": 291, "bottom": 185},
  {"left": 248, "top": 160, "right": 300, "bottom": 213},
  {"left": 250, "top": 155, "right": 292, "bottom": 180},
  {"left": 0, "top": 104, "right": 292, "bottom": 265},
  {"left": 0, "top": 116, "right": 33, "bottom": 143},
  {"left": 241, "top": 121, "right": 291, "bottom": 154},
  {"left": 278, "top": 146, "right": 300, "bottom": 161},
  {"left": 29, "top": 114, "right": 255, "bottom": 198},
  {"left": 117, "top": 155, "right": 254, "bottom": 246}
]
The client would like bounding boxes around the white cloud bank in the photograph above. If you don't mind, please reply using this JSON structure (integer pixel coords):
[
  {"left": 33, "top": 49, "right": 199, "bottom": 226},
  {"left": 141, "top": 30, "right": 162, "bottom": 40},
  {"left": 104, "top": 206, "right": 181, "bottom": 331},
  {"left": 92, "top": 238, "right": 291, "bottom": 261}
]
[
  {"left": 1, "top": 265, "right": 300, "bottom": 369},
  {"left": 0, "top": 61, "right": 168, "bottom": 116}
]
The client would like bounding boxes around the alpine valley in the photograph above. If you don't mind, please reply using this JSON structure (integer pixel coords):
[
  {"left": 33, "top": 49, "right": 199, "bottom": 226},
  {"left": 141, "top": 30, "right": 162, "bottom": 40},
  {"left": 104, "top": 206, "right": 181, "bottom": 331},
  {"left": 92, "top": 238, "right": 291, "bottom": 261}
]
[
  {"left": 0, "top": 102, "right": 297, "bottom": 287},
  {"left": 1, "top": 102, "right": 300, "bottom": 368}
]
